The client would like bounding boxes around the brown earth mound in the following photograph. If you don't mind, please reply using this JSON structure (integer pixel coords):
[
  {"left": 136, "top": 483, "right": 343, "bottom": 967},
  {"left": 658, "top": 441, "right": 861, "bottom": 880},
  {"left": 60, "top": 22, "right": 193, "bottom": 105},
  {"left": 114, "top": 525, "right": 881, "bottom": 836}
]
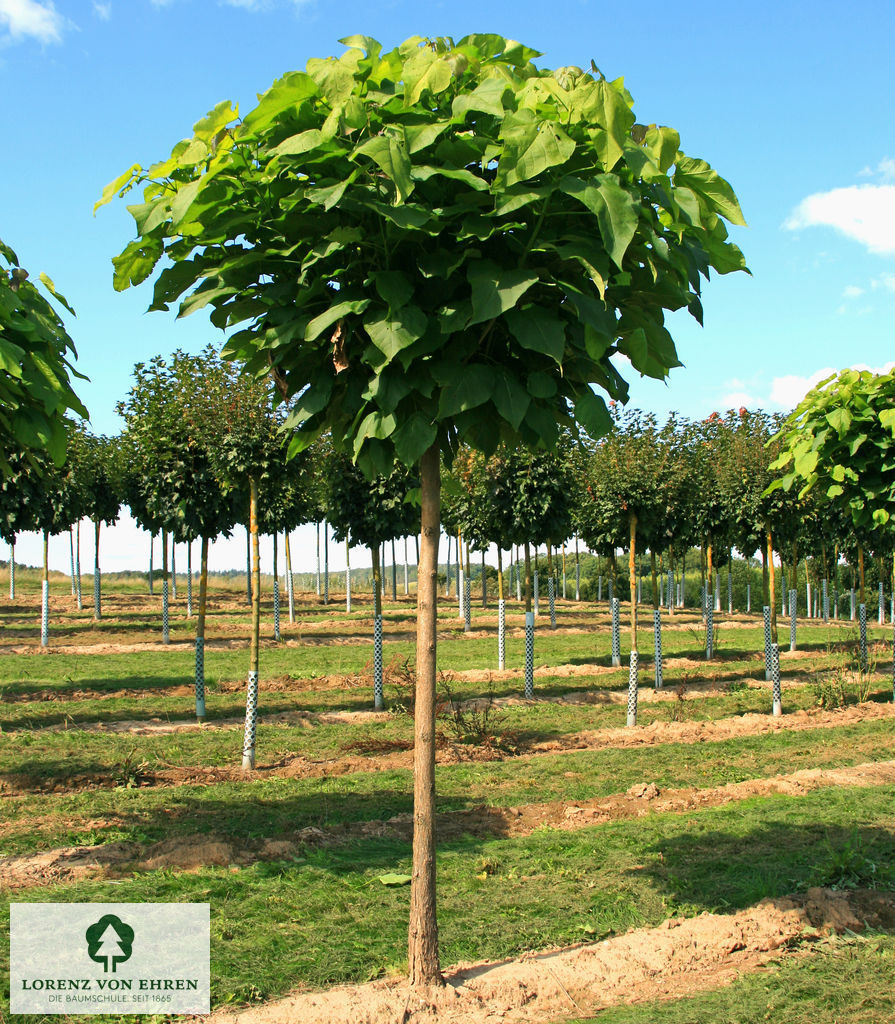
[{"left": 202, "top": 889, "right": 895, "bottom": 1024}]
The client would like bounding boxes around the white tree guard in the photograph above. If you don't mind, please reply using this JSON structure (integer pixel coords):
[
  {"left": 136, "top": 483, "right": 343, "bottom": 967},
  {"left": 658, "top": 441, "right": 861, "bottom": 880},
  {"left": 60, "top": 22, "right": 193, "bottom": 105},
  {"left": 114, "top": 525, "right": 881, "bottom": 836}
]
[
  {"left": 404, "top": 537, "right": 409, "bottom": 596},
  {"left": 610, "top": 597, "right": 621, "bottom": 667},
  {"left": 346, "top": 566, "right": 352, "bottom": 613},
  {"left": 575, "top": 562, "right": 580, "bottom": 602},
  {"left": 458, "top": 568, "right": 465, "bottom": 619},
  {"left": 598, "top": 575, "right": 602, "bottom": 602},
  {"left": 94, "top": 572, "right": 101, "bottom": 621},
  {"left": 859, "top": 603, "right": 868, "bottom": 673},
  {"left": 548, "top": 575, "right": 556, "bottom": 630},
  {"left": 316, "top": 523, "right": 321, "bottom": 596},
  {"left": 186, "top": 546, "right": 193, "bottom": 618},
  {"left": 705, "top": 606, "right": 714, "bottom": 660},
  {"left": 498, "top": 598, "right": 506, "bottom": 671},
  {"left": 879, "top": 581, "right": 885, "bottom": 625},
  {"left": 194, "top": 637, "right": 206, "bottom": 720},
  {"left": 69, "top": 531, "right": 76, "bottom": 596},
  {"left": 727, "top": 571, "right": 733, "bottom": 614},
  {"left": 746, "top": 582, "right": 751, "bottom": 613},
  {"left": 850, "top": 589, "right": 856, "bottom": 621},
  {"left": 714, "top": 574, "right": 720, "bottom": 612},
  {"left": 242, "top": 670, "right": 259, "bottom": 769},
  {"left": 523, "top": 611, "right": 534, "bottom": 698},
  {"left": 273, "top": 577, "right": 281, "bottom": 641},
  {"left": 789, "top": 589, "right": 797, "bottom": 652},
  {"left": 464, "top": 576, "right": 471, "bottom": 633},
  {"left": 162, "top": 579, "right": 170, "bottom": 645},
  {"left": 654, "top": 608, "right": 662, "bottom": 690},
  {"left": 40, "top": 580, "right": 49, "bottom": 648},
  {"left": 667, "top": 570, "right": 673, "bottom": 608},
  {"left": 515, "top": 559, "right": 521, "bottom": 602},
  {"left": 9, "top": 543, "right": 14, "bottom": 600},
  {"left": 771, "top": 643, "right": 782, "bottom": 717},
  {"left": 287, "top": 567, "right": 295, "bottom": 623},
  {"left": 626, "top": 650, "right": 639, "bottom": 727},
  {"left": 373, "top": 614, "right": 384, "bottom": 710}
]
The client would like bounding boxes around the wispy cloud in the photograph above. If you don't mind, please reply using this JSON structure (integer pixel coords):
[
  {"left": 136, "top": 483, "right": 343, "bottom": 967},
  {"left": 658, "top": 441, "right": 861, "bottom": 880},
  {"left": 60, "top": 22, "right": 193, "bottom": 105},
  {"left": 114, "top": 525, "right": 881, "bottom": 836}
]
[
  {"left": 92, "top": 1, "right": 111, "bottom": 19},
  {"left": 842, "top": 285, "right": 864, "bottom": 298},
  {"left": 718, "top": 362, "right": 895, "bottom": 414},
  {"left": 858, "top": 157, "right": 895, "bottom": 182},
  {"left": 0, "top": 0, "right": 64, "bottom": 44},
  {"left": 784, "top": 184, "right": 895, "bottom": 255}
]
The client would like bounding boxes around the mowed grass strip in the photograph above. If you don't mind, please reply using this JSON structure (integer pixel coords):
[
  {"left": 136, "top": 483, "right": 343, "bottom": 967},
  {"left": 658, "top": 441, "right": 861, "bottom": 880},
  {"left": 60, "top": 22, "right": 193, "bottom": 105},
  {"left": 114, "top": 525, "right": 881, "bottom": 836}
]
[
  {"left": 2, "top": 716, "right": 895, "bottom": 856},
  {"left": 1, "top": 785, "right": 893, "bottom": 1019},
  {"left": 570, "top": 933, "right": 895, "bottom": 1024},
  {"left": 1, "top": 676, "right": 892, "bottom": 796}
]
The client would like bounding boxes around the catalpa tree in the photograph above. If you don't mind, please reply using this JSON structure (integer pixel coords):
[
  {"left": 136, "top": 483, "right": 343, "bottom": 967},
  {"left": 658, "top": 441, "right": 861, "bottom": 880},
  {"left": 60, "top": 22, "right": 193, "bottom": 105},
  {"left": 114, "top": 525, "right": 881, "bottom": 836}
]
[{"left": 99, "top": 33, "right": 746, "bottom": 986}]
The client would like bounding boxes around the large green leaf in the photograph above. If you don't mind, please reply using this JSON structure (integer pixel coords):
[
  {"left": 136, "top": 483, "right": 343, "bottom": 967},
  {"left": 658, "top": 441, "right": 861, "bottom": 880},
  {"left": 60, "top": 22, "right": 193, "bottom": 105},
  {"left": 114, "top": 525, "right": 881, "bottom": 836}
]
[
  {"left": 574, "top": 389, "right": 612, "bottom": 438},
  {"left": 467, "top": 261, "right": 539, "bottom": 327},
  {"left": 305, "top": 298, "right": 371, "bottom": 342},
  {"left": 436, "top": 364, "right": 494, "bottom": 418},
  {"left": 392, "top": 413, "right": 436, "bottom": 465},
  {"left": 365, "top": 306, "right": 427, "bottom": 362},
  {"left": 497, "top": 117, "right": 576, "bottom": 187},
  {"left": 560, "top": 175, "right": 638, "bottom": 269},
  {"left": 674, "top": 155, "right": 746, "bottom": 227},
  {"left": 504, "top": 307, "right": 565, "bottom": 364},
  {"left": 352, "top": 136, "right": 414, "bottom": 204}
]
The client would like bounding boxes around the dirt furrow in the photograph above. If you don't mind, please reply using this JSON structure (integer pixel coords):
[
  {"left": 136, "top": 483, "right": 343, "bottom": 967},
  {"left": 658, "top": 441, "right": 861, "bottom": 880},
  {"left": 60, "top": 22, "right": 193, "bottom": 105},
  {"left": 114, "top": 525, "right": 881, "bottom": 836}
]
[
  {"left": 3, "top": 757, "right": 895, "bottom": 890},
  {"left": 201, "top": 889, "right": 895, "bottom": 1024}
]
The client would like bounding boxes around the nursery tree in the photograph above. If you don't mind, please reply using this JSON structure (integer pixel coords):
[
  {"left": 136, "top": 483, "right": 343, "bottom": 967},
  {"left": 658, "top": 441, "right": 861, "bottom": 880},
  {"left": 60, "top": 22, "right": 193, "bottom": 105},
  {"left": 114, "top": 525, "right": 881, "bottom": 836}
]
[
  {"left": 771, "top": 368, "right": 895, "bottom": 606},
  {"left": 100, "top": 34, "right": 747, "bottom": 985},
  {"left": 0, "top": 239, "right": 88, "bottom": 474}
]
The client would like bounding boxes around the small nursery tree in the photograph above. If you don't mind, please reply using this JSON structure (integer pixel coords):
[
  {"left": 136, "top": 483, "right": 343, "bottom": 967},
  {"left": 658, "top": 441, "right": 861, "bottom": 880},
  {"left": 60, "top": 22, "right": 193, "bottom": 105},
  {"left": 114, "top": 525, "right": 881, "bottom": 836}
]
[{"left": 100, "top": 33, "right": 746, "bottom": 986}]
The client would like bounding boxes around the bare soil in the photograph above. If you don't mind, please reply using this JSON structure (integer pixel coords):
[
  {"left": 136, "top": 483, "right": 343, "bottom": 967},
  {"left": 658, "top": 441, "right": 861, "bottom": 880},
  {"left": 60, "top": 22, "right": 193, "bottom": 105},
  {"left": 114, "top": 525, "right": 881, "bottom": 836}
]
[
  {"left": 4, "top": 758, "right": 894, "bottom": 889},
  {"left": 199, "top": 889, "right": 895, "bottom": 1024}
]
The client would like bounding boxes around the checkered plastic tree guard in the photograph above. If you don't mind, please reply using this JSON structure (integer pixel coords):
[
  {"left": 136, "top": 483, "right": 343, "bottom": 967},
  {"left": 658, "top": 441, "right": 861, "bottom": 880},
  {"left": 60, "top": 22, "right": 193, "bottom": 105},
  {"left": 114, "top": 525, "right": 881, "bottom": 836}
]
[
  {"left": 611, "top": 597, "right": 621, "bottom": 667},
  {"left": 626, "top": 650, "right": 639, "bottom": 727},
  {"left": 763, "top": 606, "right": 771, "bottom": 681},
  {"left": 242, "top": 670, "right": 259, "bottom": 768},
  {"left": 195, "top": 637, "right": 206, "bottom": 719},
  {"left": 771, "top": 643, "right": 782, "bottom": 717},
  {"left": 162, "top": 579, "right": 170, "bottom": 645},
  {"left": 40, "top": 580, "right": 49, "bottom": 647},
  {"left": 373, "top": 614, "right": 384, "bottom": 710},
  {"left": 859, "top": 603, "right": 868, "bottom": 673},
  {"left": 790, "top": 589, "right": 797, "bottom": 652},
  {"left": 498, "top": 599, "right": 506, "bottom": 671},
  {"left": 654, "top": 609, "right": 663, "bottom": 690},
  {"left": 548, "top": 575, "right": 556, "bottom": 630},
  {"left": 524, "top": 612, "right": 534, "bottom": 699}
]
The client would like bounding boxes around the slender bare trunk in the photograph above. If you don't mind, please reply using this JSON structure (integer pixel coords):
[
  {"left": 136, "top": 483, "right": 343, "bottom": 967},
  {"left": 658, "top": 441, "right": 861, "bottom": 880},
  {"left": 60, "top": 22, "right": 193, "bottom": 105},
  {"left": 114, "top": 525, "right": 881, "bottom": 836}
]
[
  {"left": 94, "top": 519, "right": 101, "bottom": 620},
  {"left": 371, "top": 545, "right": 382, "bottom": 617},
  {"left": 767, "top": 527, "right": 778, "bottom": 643},
  {"left": 198, "top": 537, "right": 209, "bottom": 643},
  {"left": 858, "top": 544, "right": 865, "bottom": 604},
  {"left": 628, "top": 512, "right": 638, "bottom": 649},
  {"left": 497, "top": 547, "right": 504, "bottom": 600},
  {"left": 524, "top": 541, "right": 532, "bottom": 613},
  {"left": 408, "top": 444, "right": 442, "bottom": 987},
  {"left": 650, "top": 549, "right": 658, "bottom": 610}
]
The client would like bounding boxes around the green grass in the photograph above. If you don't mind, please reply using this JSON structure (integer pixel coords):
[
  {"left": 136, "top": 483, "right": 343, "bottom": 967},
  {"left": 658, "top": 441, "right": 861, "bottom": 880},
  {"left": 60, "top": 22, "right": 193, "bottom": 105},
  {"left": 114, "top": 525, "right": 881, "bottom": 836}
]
[
  {"left": 2, "top": 784, "right": 894, "bottom": 1021},
  {"left": 2, "top": 716, "right": 894, "bottom": 856},
  {"left": 570, "top": 933, "right": 895, "bottom": 1024}
]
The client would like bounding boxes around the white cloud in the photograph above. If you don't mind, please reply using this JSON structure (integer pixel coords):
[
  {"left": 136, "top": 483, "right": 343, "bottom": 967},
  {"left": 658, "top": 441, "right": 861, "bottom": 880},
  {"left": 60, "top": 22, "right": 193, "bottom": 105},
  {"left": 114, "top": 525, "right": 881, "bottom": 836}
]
[
  {"left": 842, "top": 285, "right": 864, "bottom": 298},
  {"left": 715, "top": 361, "right": 895, "bottom": 414},
  {"left": 784, "top": 184, "right": 895, "bottom": 255},
  {"left": 0, "top": 0, "right": 64, "bottom": 43},
  {"left": 871, "top": 274, "right": 895, "bottom": 292},
  {"left": 92, "top": 1, "right": 111, "bottom": 19}
]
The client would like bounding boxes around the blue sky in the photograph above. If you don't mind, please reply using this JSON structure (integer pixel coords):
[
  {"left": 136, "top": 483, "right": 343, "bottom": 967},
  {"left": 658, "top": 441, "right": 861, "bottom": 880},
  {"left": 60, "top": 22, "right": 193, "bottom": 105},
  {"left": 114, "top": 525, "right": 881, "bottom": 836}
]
[{"left": 4, "top": 0, "right": 895, "bottom": 572}]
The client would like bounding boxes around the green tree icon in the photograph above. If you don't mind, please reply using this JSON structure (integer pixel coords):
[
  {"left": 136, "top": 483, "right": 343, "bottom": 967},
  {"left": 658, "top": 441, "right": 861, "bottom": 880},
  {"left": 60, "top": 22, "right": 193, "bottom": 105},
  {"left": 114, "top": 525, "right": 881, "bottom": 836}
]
[{"left": 85, "top": 915, "right": 134, "bottom": 973}]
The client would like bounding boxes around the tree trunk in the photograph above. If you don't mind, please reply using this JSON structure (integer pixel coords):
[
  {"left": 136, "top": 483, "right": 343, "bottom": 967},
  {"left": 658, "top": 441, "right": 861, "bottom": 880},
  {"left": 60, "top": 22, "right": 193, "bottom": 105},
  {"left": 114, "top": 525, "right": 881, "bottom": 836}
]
[
  {"left": 242, "top": 476, "right": 261, "bottom": 770},
  {"left": 706, "top": 535, "right": 713, "bottom": 614},
  {"left": 93, "top": 519, "right": 102, "bottom": 620},
  {"left": 75, "top": 520, "right": 82, "bottom": 609},
  {"left": 767, "top": 527, "right": 778, "bottom": 643},
  {"left": 323, "top": 521, "right": 330, "bottom": 604},
  {"left": 650, "top": 549, "right": 659, "bottom": 610},
  {"left": 391, "top": 537, "right": 398, "bottom": 601},
  {"left": 149, "top": 532, "right": 154, "bottom": 595},
  {"left": 628, "top": 512, "right": 638, "bottom": 650},
  {"left": 162, "top": 528, "right": 170, "bottom": 645},
  {"left": 408, "top": 443, "right": 442, "bottom": 988},
  {"left": 272, "top": 532, "right": 280, "bottom": 641},
  {"left": 371, "top": 544, "right": 382, "bottom": 617},
  {"left": 497, "top": 547, "right": 504, "bottom": 600},
  {"left": 858, "top": 544, "right": 865, "bottom": 605},
  {"left": 171, "top": 541, "right": 177, "bottom": 600},
  {"left": 524, "top": 541, "right": 532, "bottom": 613},
  {"left": 41, "top": 530, "right": 49, "bottom": 647},
  {"left": 246, "top": 526, "right": 252, "bottom": 605},
  {"left": 285, "top": 532, "right": 295, "bottom": 622},
  {"left": 195, "top": 535, "right": 209, "bottom": 721},
  {"left": 761, "top": 533, "right": 769, "bottom": 606}
]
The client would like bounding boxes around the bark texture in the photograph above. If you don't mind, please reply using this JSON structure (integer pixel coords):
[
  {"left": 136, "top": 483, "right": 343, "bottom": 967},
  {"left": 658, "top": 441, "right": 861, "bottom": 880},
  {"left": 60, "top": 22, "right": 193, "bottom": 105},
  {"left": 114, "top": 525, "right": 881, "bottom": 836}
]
[{"left": 408, "top": 444, "right": 442, "bottom": 988}]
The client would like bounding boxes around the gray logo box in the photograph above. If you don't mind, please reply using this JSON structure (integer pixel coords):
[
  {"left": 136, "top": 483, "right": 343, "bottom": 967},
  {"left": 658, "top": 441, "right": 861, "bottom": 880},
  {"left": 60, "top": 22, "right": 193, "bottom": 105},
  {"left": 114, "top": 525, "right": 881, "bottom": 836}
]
[{"left": 10, "top": 903, "right": 210, "bottom": 1015}]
